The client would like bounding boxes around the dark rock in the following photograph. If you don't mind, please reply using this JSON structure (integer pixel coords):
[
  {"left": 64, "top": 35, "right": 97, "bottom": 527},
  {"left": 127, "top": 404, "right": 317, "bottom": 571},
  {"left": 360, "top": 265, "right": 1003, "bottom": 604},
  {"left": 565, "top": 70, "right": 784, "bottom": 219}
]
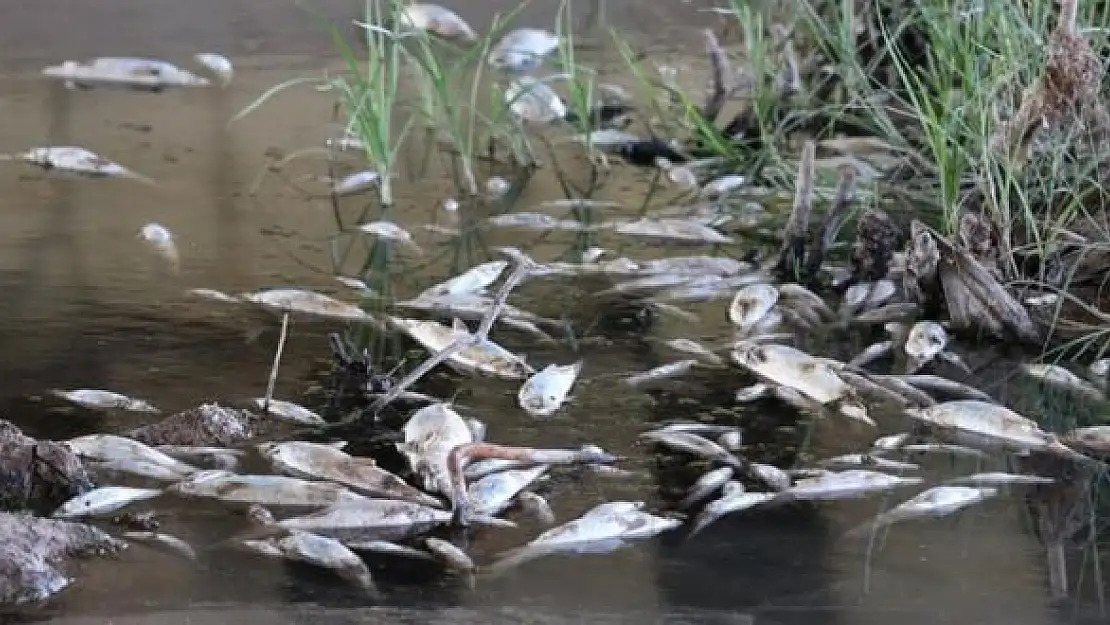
[
  {"left": 128, "top": 402, "right": 259, "bottom": 447},
  {"left": 0, "top": 420, "right": 93, "bottom": 514}
]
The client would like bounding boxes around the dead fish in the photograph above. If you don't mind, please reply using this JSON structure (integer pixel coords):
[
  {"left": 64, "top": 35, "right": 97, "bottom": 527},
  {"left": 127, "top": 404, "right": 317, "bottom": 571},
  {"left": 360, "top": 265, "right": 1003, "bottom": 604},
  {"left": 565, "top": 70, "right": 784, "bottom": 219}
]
[
  {"left": 750, "top": 463, "right": 792, "bottom": 491},
  {"left": 849, "top": 340, "right": 894, "bottom": 368},
  {"left": 776, "top": 469, "right": 924, "bottom": 502},
  {"left": 896, "top": 443, "right": 988, "bottom": 459},
  {"left": 487, "top": 501, "right": 681, "bottom": 575},
  {"left": 389, "top": 317, "right": 534, "bottom": 379},
  {"left": 425, "top": 537, "right": 477, "bottom": 587},
  {"left": 52, "top": 486, "right": 162, "bottom": 519},
  {"left": 240, "top": 288, "right": 375, "bottom": 323},
  {"left": 193, "top": 53, "right": 233, "bottom": 85},
  {"left": 252, "top": 398, "right": 327, "bottom": 426},
  {"left": 718, "top": 430, "right": 743, "bottom": 451},
  {"left": 334, "top": 276, "right": 378, "bottom": 297},
  {"left": 903, "top": 321, "right": 948, "bottom": 372},
  {"left": 356, "top": 221, "right": 421, "bottom": 253},
  {"left": 187, "top": 287, "right": 240, "bottom": 304},
  {"left": 65, "top": 434, "right": 199, "bottom": 477},
  {"left": 50, "top": 389, "right": 159, "bottom": 413},
  {"left": 137, "top": 223, "right": 180, "bottom": 273},
  {"left": 486, "top": 176, "right": 510, "bottom": 198},
  {"left": 517, "top": 361, "right": 582, "bottom": 417},
  {"left": 639, "top": 430, "right": 745, "bottom": 470},
  {"left": 332, "top": 170, "right": 380, "bottom": 196},
  {"left": 488, "top": 212, "right": 593, "bottom": 231},
  {"left": 608, "top": 218, "right": 734, "bottom": 244},
  {"left": 947, "top": 472, "right": 1054, "bottom": 486},
  {"left": 277, "top": 498, "right": 513, "bottom": 543},
  {"left": 122, "top": 531, "right": 197, "bottom": 561},
  {"left": 505, "top": 75, "right": 568, "bottom": 123},
  {"left": 729, "top": 284, "right": 779, "bottom": 332},
  {"left": 817, "top": 453, "right": 919, "bottom": 472},
  {"left": 421, "top": 261, "right": 508, "bottom": 298},
  {"left": 625, "top": 359, "right": 700, "bottom": 388},
  {"left": 897, "top": 374, "right": 990, "bottom": 403},
  {"left": 43, "top": 57, "right": 209, "bottom": 90},
  {"left": 463, "top": 457, "right": 534, "bottom": 480},
  {"left": 168, "top": 470, "right": 368, "bottom": 509},
  {"left": 1022, "top": 363, "right": 1105, "bottom": 401},
  {"left": 155, "top": 445, "right": 243, "bottom": 470},
  {"left": 1, "top": 146, "right": 154, "bottom": 184},
  {"left": 344, "top": 540, "right": 435, "bottom": 561},
  {"left": 733, "top": 343, "right": 869, "bottom": 425},
  {"left": 870, "top": 433, "right": 911, "bottom": 451},
  {"left": 397, "top": 3, "right": 478, "bottom": 41},
  {"left": 689, "top": 489, "right": 775, "bottom": 537},
  {"left": 468, "top": 465, "right": 549, "bottom": 517},
  {"left": 847, "top": 486, "right": 998, "bottom": 537},
  {"left": 1088, "top": 359, "right": 1110, "bottom": 387},
  {"left": 259, "top": 440, "right": 443, "bottom": 508},
  {"left": 700, "top": 174, "right": 746, "bottom": 199},
  {"left": 659, "top": 338, "right": 724, "bottom": 366},
  {"left": 851, "top": 302, "right": 919, "bottom": 324},
  {"left": 777, "top": 283, "right": 835, "bottom": 321},
  {"left": 1063, "top": 425, "right": 1110, "bottom": 455},
  {"left": 679, "top": 467, "right": 734, "bottom": 509},
  {"left": 241, "top": 529, "right": 380, "bottom": 595},
  {"left": 465, "top": 417, "right": 487, "bottom": 443},
  {"left": 87, "top": 457, "right": 194, "bottom": 482},
  {"left": 489, "top": 28, "right": 561, "bottom": 72},
  {"left": 905, "top": 400, "right": 1080, "bottom": 458},
  {"left": 515, "top": 491, "right": 556, "bottom": 525}
]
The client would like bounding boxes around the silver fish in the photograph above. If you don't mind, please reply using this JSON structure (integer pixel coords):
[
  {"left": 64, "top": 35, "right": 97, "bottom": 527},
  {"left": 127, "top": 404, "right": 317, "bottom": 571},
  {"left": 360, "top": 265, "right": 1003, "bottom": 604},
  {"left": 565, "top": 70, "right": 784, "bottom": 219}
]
[
  {"left": 947, "top": 472, "right": 1054, "bottom": 486},
  {"left": 52, "top": 486, "right": 162, "bottom": 519},
  {"left": 468, "top": 465, "right": 549, "bottom": 517},
  {"left": 277, "top": 498, "right": 513, "bottom": 543},
  {"left": 679, "top": 467, "right": 734, "bottom": 509},
  {"left": 155, "top": 445, "right": 243, "bottom": 470},
  {"left": 241, "top": 529, "right": 379, "bottom": 595},
  {"left": 193, "top": 53, "right": 233, "bottom": 85},
  {"left": 517, "top": 361, "right": 582, "bottom": 417},
  {"left": 729, "top": 284, "right": 779, "bottom": 332},
  {"left": 344, "top": 540, "right": 435, "bottom": 561},
  {"left": 689, "top": 490, "right": 775, "bottom": 536},
  {"left": 639, "top": 430, "right": 744, "bottom": 470},
  {"left": 396, "top": 3, "right": 478, "bottom": 41},
  {"left": 123, "top": 531, "right": 197, "bottom": 561},
  {"left": 1023, "top": 363, "right": 1105, "bottom": 401},
  {"left": 252, "top": 398, "right": 326, "bottom": 426},
  {"left": 138, "top": 223, "right": 180, "bottom": 273},
  {"left": 3, "top": 146, "right": 154, "bottom": 183},
  {"left": 489, "top": 28, "right": 561, "bottom": 72},
  {"left": 50, "top": 388, "right": 159, "bottom": 413},
  {"left": 168, "top": 470, "right": 369, "bottom": 509},
  {"left": 240, "top": 288, "right": 376, "bottom": 323},
  {"left": 624, "top": 359, "right": 699, "bottom": 388},
  {"left": 903, "top": 321, "right": 948, "bottom": 373},
  {"left": 65, "top": 434, "right": 198, "bottom": 476},
  {"left": 848, "top": 486, "right": 998, "bottom": 537},
  {"left": 776, "top": 469, "right": 923, "bottom": 502},
  {"left": 817, "top": 453, "right": 919, "bottom": 472},
  {"left": 515, "top": 491, "right": 556, "bottom": 525}
]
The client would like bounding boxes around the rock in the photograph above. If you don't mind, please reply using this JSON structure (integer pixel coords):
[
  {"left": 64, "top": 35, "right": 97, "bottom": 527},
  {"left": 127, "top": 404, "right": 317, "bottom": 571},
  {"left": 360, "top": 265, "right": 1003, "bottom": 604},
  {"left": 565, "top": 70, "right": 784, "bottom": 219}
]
[
  {"left": 0, "top": 420, "right": 93, "bottom": 514},
  {"left": 0, "top": 512, "right": 125, "bottom": 606},
  {"left": 128, "top": 403, "right": 259, "bottom": 447}
]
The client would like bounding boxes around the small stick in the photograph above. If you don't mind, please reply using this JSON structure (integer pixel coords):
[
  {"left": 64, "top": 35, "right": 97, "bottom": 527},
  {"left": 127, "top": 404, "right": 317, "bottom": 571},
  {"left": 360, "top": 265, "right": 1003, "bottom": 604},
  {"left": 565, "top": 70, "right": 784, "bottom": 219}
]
[
  {"left": 263, "top": 312, "right": 290, "bottom": 412},
  {"left": 365, "top": 260, "right": 531, "bottom": 415},
  {"left": 776, "top": 140, "right": 816, "bottom": 280},
  {"left": 803, "top": 163, "right": 858, "bottom": 283},
  {"left": 700, "top": 29, "right": 731, "bottom": 125}
]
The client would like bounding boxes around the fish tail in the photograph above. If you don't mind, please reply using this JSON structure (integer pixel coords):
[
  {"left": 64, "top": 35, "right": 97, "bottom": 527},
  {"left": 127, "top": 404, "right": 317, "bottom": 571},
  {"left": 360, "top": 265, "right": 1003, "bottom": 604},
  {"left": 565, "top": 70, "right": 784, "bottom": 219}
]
[{"left": 685, "top": 511, "right": 718, "bottom": 540}]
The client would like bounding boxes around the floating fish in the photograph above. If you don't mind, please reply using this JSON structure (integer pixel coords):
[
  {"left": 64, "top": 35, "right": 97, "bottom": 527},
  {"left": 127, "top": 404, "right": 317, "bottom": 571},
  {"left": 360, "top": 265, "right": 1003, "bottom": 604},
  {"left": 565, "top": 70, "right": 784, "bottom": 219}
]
[
  {"left": 193, "top": 53, "right": 233, "bottom": 85},
  {"left": 660, "top": 338, "right": 724, "bottom": 366},
  {"left": 870, "top": 432, "right": 911, "bottom": 451},
  {"left": 488, "top": 212, "right": 594, "bottom": 231},
  {"left": 488, "top": 501, "right": 680, "bottom": 574},
  {"left": 155, "top": 445, "right": 244, "bottom": 470},
  {"left": 420, "top": 261, "right": 508, "bottom": 298},
  {"left": 397, "top": 3, "right": 478, "bottom": 41},
  {"left": 187, "top": 287, "right": 240, "bottom": 304},
  {"left": 517, "top": 361, "right": 582, "bottom": 417},
  {"left": 947, "top": 472, "right": 1055, "bottom": 486},
  {"left": 123, "top": 531, "right": 198, "bottom": 561},
  {"left": 468, "top": 465, "right": 549, "bottom": 517},
  {"left": 241, "top": 529, "right": 380, "bottom": 595},
  {"left": 344, "top": 540, "right": 435, "bottom": 561},
  {"left": 50, "top": 389, "right": 159, "bottom": 413},
  {"left": 333, "top": 170, "right": 380, "bottom": 196},
  {"left": 608, "top": 218, "right": 734, "bottom": 244},
  {"left": 168, "top": 470, "right": 368, "bottom": 509},
  {"left": 43, "top": 57, "right": 209, "bottom": 90},
  {"left": 896, "top": 443, "right": 988, "bottom": 459},
  {"left": 52, "top": 486, "right": 163, "bottom": 519},
  {"left": 240, "top": 288, "right": 376, "bottom": 323},
  {"left": 389, "top": 317, "right": 534, "bottom": 379},
  {"left": 679, "top": 467, "right": 734, "bottom": 509},
  {"left": 732, "top": 342, "right": 869, "bottom": 424},
  {"left": 700, "top": 174, "right": 746, "bottom": 199},
  {"left": 505, "top": 76, "right": 567, "bottom": 123},
  {"left": 817, "top": 453, "right": 919, "bottom": 472},
  {"left": 489, "top": 28, "right": 561, "bottom": 72},
  {"left": 903, "top": 321, "right": 948, "bottom": 373},
  {"left": 65, "top": 434, "right": 199, "bottom": 477},
  {"left": 729, "top": 284, "right": 779, "bottom": 332},
  {"left": 1, "top": 146, "right": 155, "bottom": 184},
  {"left": 776, "top": 469, "right": 923, "bottom": 502},
  {"left": 424, "top": 537, "right": 477, "bottom": 587},
  {"left": 848, "top": 486, "right": 998, "bottom": 537},
  {"left": 515, "top": 491, "right": 556, "bottom": 525},
  {"left": 1022, "top": 363, "right": 1105, "bottom": 401},
  {"left": 334, "top": 276, "right": 378, "bottom": 297},
  {"left": 356, "top": 221, "right": 421, "bottom": 253},
  {"left": 905, "top": 400, "right": 1081, "bottom": 458},
  {"left": 277, "top": 497, "right": 513, "bottom": 543},
  {"left": 750, "top": 463, "right": 792, "bottom": 491},
  {"left": 639, "top": 430, "right": 744, "bottom": 470},
  {"left": 252, "top": 398, "right": 326, "bottom": 426},
  {"left": 137, "top": 223, "right": 180, "bottom": 273},
  {"left": 624, "top": 359, "right": 699, "bottom": 388},
  {"left": 258, "top": 440, "right": 443, "bottom": 508},
  {"left": 689, "top": 488, "right": 775, "bottom": 536}
]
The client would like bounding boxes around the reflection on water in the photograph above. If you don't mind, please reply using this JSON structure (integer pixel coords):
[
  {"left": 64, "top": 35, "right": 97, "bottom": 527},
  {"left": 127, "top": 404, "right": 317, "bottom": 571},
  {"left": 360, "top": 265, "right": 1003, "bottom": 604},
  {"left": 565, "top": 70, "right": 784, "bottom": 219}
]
[{"left": 0, "top": 1, "right": 1106, "bottom": 624}]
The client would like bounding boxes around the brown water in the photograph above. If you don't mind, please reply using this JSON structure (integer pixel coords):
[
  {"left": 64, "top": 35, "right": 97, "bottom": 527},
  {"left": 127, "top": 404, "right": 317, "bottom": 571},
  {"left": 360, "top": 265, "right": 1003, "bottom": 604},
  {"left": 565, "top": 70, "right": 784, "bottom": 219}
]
[{"left": 0, "top": 1, "right": 1106, "bottom": 624}]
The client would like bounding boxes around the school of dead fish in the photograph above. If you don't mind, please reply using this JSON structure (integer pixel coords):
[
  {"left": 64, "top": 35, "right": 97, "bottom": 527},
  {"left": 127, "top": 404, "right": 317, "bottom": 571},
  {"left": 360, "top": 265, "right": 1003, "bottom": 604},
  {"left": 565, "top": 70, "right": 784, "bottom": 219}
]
[{"left": 9, "top": 0, "right": 1110, "bottom": 609}]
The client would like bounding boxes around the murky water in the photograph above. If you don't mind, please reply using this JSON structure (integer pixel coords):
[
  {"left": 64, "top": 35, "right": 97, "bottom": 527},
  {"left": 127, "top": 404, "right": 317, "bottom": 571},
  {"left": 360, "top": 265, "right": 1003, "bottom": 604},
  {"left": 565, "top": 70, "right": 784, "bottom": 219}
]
[{"left": 0, "top": 1, "right": 1107, "bottom": 624}]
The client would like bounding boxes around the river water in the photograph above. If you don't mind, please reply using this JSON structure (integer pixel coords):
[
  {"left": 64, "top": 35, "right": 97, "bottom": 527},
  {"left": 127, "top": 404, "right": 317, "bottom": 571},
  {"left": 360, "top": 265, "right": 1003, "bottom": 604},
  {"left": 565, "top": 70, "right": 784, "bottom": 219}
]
[{"left": 0, "top": 1, "right": 1106, "bottom": 624}]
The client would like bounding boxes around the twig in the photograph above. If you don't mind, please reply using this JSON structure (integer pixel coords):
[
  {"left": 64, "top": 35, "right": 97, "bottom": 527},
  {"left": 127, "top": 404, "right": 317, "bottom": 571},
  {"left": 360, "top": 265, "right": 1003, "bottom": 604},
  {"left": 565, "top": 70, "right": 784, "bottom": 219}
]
[
  {"left": 776, "top": 140, "right": 816, "bottom": 279},
  {"left": 803, "top": 163, "right": 858, "bottom": 283},
  {"left": 263, "top": 312, "right": 290, "bottom": 412},
  {"left": 700, "top": 29, "right": 731, "bottom": 125},
  {"left": 366, "top": 259, "right": 531, "bottom": 414}
]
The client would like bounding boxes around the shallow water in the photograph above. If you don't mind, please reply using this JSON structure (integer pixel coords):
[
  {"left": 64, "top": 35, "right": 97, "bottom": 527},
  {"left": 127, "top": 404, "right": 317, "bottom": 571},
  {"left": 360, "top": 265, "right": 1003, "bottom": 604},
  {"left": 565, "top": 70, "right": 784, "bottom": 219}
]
[{"left": 0, "top": 1, "right": 1107, "bottom": 624}]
